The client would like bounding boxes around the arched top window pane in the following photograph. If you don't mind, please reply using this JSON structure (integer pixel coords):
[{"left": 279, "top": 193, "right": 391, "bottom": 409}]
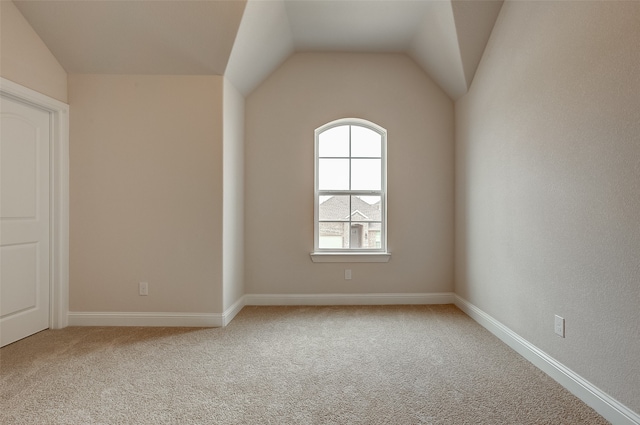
[
  {"left": 318, "top": 125, "right": 349, "bottom": 157},
  {"left": 351, "top": 125, "right": 381, "bottom": 157}
]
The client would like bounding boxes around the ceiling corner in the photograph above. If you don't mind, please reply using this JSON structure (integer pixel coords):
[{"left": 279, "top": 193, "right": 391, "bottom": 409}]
[
  {"left": 451, "top": 0, "right": 504, "bottom": 90},
  {"left": 408, "top": 0, "right": 467, "bottom": 101},
  {"left": 225, "top": 0, "right": 295, "bottom": 97},
  {"left": 408, "top": 0, "right": 503, "bottom": 101}
]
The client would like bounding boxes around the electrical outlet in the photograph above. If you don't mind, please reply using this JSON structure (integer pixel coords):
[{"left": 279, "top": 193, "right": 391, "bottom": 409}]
[
  {"left": 139, "top": 281, "right": 149, "bottom": 296},
  {"left": 345, "top": 269, "right": 352, "bottom": 280},
  {"left": 554, "top": 315, "right": 565, "bottom": 338}
]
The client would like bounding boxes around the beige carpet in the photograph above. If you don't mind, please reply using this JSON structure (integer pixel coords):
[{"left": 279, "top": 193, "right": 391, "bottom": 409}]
[{"left": 1, "top": 305, "right": 609, "bottom": 424}]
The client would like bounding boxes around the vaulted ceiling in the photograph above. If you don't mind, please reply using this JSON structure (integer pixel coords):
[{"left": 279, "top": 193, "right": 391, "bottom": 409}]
[{"left": 14, "top": 0, "right": 503, "bottom": 100}]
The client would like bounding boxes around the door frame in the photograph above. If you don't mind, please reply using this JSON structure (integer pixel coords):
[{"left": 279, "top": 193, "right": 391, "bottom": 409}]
[{"left": 1, "top": 77, "right": 69, "bottom": 329}]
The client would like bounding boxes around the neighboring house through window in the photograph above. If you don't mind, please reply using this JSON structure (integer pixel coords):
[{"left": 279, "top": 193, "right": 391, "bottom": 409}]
[{"left": 313, "top": 118, "right": 387, "bottom": 256}]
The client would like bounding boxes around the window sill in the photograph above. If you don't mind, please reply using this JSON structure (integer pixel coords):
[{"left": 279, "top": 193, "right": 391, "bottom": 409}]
[{"left": 310, "top": 252, "right": 391, "bottom": 263}]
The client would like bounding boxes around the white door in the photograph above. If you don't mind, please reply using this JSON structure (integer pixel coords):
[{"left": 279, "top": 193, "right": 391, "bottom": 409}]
[{"left": 0, "top": 95, "right": 51, "bottom": 347}]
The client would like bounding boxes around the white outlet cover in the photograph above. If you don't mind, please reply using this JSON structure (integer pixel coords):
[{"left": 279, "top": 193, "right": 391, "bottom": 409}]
[{"left": 554, "top": 315, "right": 565, "bottom": 338}]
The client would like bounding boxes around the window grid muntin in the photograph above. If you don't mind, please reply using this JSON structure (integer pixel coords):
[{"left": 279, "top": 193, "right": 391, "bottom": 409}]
[{"left": 314, "top": 119, "right": 387, "bottom": 253}]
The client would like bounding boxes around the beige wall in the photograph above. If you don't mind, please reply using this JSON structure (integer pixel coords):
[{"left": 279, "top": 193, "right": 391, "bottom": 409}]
[
  {"left": 68, "top": 75, "right": 224, "bottom": 313},
  {"left": 246, "top": 53, "right": 454, "bottom": 295},
  {"left": 0, "top": 1, "right": 67, "bottom": 102},
  {"left": 455, "top": 1, "right": 640, "bottom": 412},
  {"left": 222, "top": 78, "right": 245, "bottom": 310}
]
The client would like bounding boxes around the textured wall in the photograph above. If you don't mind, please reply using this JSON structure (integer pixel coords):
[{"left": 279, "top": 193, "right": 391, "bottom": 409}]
[
  {"left": 456, "top": 1, "right": 640, "bottom": 412},
  {"left": 69, "top": 75, "right": 224, "bottom": 313},
  {"left": 0, "top": 1, "right": 67, "bottom": 102},
  {"left": 222, "top": 78, "right": 245, "bottom": 311},
  {"left": 246, "top": 53, "right": 454, "bottom": 295}
]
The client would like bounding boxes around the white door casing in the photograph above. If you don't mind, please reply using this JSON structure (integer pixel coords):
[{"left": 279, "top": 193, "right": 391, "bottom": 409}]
[{"left": 0, "top": 78, "right": 69, "bottom": 347}]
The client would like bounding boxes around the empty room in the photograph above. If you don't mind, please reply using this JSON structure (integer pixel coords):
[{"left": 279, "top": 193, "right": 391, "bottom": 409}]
[{"left": 0, "top": 0, "right": 638, "bottom": 423}]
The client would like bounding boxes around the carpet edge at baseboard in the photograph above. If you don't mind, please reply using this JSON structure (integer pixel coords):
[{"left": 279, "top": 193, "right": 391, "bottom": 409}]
[
  {"left": 66, "top": 292, "right": 454, "bottom": 328},
  {"left": 453, "top": 295, "right": 639, "bottom": 425},
  {"left": 243, "top": 292, "right": 455, "bottom": 306}
]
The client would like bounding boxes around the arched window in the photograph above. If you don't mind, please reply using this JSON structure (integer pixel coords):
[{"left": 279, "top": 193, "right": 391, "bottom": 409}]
[{"left": 313, "top": 118, "right": 387, "bottom": 256}]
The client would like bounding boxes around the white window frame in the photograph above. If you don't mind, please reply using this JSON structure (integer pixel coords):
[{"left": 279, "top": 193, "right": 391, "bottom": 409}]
[{"left": 311, "top": 118, "right": 390, "bottom": 263}]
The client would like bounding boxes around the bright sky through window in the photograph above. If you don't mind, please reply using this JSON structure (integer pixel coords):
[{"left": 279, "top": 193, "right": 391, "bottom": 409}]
[{"left": 318, "top": 125, "right": 381, "bottom": 191}]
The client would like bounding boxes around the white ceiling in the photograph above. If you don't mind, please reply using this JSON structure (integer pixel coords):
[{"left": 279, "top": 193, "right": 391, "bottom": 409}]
[
  {"left": 13, "top": 0, "right": 503, "bottom": 100},
  {"left": 286, "top": 1, "right": 434, "bottom": 52},
  {"left": 13, "top": 0, "right": 246, "bottom": 75}
]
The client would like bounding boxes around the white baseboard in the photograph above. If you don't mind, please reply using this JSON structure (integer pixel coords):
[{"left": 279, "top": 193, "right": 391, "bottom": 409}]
[
  {"left": 68, "top": 311, "right": 225, "bottom": 327},
  {"left": 454, "top": 295, "right": 640, "bottom": 425},
  {"left": 222, "top": 296, "right": 245, "bottom": 326},
  {"left": 65, "top": 293, "right": 452, "bottom": 328},
  {"left": 68, "top": 297, "right": 247, "bottom": 328},
  {"left": 244, "top": 292, "right": 455, "bottom": 306}
]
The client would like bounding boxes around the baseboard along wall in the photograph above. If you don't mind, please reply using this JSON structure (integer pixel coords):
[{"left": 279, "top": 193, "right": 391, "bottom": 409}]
[
  {"left": 243, "top": 292, "right": 455, "bottom": 306},
  {"left": 67, "top": 311, "right": 225, "bottom": 327},
  {"left": 66, "top": 293, "right": 453, "bottom": 327},
  {"left": 66, "top": 292, "right": 638, "bottom": 425},
  {"left": 453, "top": 295, "right": 639, "bottom": 425}
]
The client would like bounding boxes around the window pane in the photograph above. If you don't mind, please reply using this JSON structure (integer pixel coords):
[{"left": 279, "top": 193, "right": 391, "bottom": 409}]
[
  {"left": 351, "top": 196, "right": 381, "bottom": 222},
  {"left": 318, "top": 125, "right": 349, "bottom": 157},
  {"left": 319, "top": 159, "right": 349, "bottom": 190},
  {"left": 319, "top": 196, "right": 350, "bottom": 221},
  {"left": 351, "top": 126, "right": 381, "bottom": 158},
  {"left": 351, "top": 159, "right": 381, "bottom": 190},
  {"left": 319, "top": 222, "right": 349, "bottom": 249},
  {"left": 350, "top": 222, "right": 381, "bottom": 249}
]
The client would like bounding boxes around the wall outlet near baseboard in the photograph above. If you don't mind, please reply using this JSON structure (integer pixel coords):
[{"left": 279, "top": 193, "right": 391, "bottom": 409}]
[
  {"left": 139, "top": 281, "right": 149, "bottom": 296},
  {"left": 344, "top": 269, "right": 352, "bottom": 280},
  {"left": 554, "top": 315, "right": 565, "bottom": 338}
]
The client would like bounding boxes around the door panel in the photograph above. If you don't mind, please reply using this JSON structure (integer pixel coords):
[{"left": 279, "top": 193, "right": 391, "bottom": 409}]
[
  {"left": 0, "top": 95, "right": 50, "bottom": 347},
  {"left": 0, "top": 115, "right": 37, "bottom": 218},
  {"left": 1, "top": 244, "right": 38, "bottom": 316}
]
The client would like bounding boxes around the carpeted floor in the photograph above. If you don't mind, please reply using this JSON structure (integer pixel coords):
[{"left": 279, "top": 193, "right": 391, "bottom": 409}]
[{"left": 0, "top": 305, "right": 609, "bottom": 424}]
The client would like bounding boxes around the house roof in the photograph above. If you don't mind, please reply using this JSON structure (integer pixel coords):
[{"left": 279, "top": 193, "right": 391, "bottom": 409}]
[
  {"left": 13, "top": 0, "right": 503, "bottom": 100},
  {"left": 320, "top": 196, "right": 381, "bottom": 222}
]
